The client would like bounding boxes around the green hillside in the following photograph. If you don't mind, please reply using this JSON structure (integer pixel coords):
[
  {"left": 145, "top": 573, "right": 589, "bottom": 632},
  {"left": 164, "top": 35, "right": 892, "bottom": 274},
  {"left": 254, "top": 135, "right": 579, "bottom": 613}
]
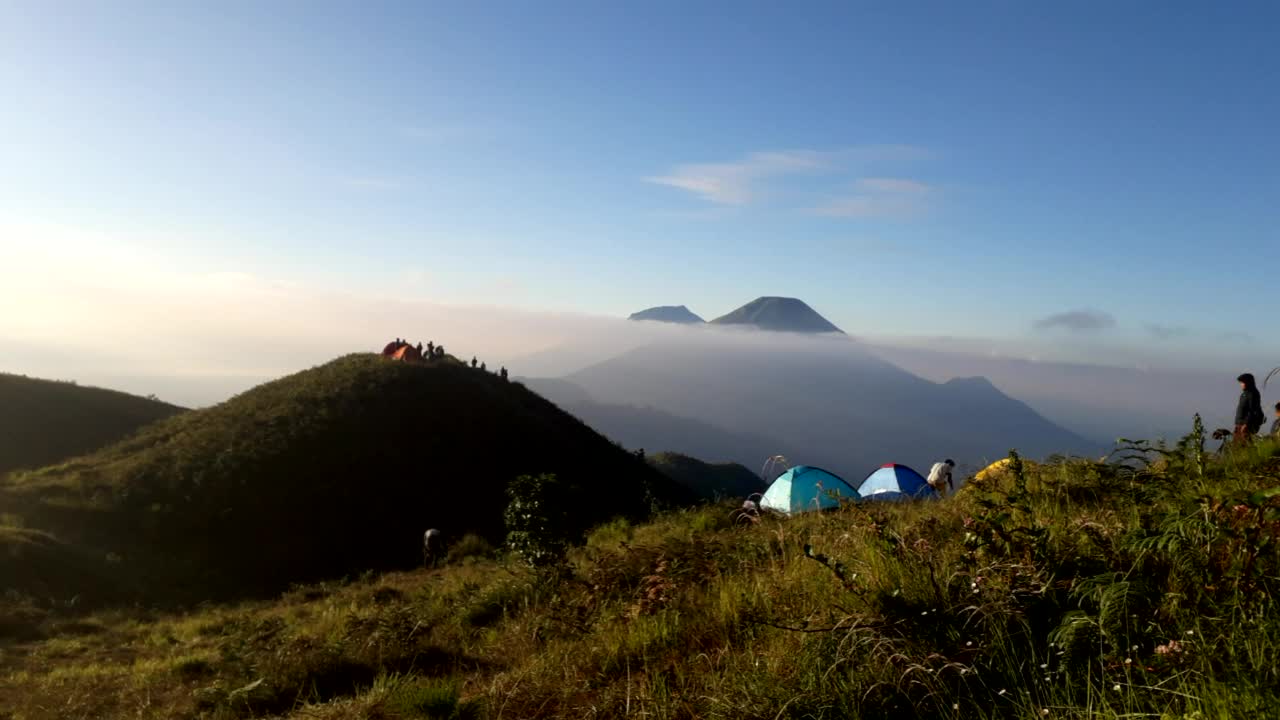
[
  {"left": 647, "top": 451, "right": 764, "bottom": 499},
  {"left": 3, "top": 436, "right": 1278, "bottom": 719},
  {"left": 0, "top": 373, "right": 184, "bottom": 477},
  {"left": 0, "top": 354, "right": 685, "bottom": 603}
]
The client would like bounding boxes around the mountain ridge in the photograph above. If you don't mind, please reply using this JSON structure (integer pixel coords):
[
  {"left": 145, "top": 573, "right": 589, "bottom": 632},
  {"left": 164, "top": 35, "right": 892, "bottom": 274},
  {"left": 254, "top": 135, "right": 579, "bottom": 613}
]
[
  {"left": 564, "top": 339, "right": 1098, "bottom": 476},
  {"left": 629, "top": 305, "right": 706, "bottom": 324},
  {"left": 710, "top": 296, "right": 844, "bottom": 334}
]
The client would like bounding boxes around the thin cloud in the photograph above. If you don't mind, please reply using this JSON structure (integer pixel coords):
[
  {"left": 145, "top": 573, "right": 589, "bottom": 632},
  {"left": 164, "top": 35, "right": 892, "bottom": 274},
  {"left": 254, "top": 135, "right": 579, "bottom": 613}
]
[
  {"left": 1145, "top": 323, "right": 1192, "bottom": 340},
  {"left": 1144, "top": 324, "right": 1254, "bottom": 343},
  {"left": 1034, "top": 310, "right": 1117, "bottom": 332},
  {"left": 645, "top": 150, "right": 830, "bottom": 205},
  {"left": 809, "top": 177, "right": 933, "bottom": 218},
  {"left": 646, "top": 146, "right": 931, "bottom": 208},
  {"left": 856, "top": 177, "right": 931, "bottom": 194},
  {"left": 339, "top": 176, "right": 404, "bottom": 190}
]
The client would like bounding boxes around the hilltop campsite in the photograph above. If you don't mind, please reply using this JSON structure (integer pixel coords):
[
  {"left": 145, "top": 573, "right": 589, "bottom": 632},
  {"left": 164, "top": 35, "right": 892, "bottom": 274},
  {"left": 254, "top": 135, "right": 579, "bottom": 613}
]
[{"left": 5, "top": 3, "right": 1280, "bottom": 718}]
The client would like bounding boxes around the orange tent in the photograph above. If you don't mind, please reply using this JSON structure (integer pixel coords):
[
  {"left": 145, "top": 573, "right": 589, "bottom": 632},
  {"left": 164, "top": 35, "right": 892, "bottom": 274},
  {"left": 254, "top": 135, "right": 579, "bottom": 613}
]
[{"left": 390, "top": 345, "right": 422, "bottom": 362}]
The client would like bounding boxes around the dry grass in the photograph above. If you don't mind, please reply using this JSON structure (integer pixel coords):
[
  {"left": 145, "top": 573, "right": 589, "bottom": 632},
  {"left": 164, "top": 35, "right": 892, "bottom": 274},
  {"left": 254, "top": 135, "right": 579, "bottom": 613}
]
[{"left": 2, "top": 441, "right": 1279, "bottom": 719}]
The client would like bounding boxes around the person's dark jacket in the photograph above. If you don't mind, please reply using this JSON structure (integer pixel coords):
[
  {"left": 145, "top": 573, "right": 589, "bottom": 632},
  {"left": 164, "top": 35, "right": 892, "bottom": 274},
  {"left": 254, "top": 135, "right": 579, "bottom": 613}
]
[{"left": 1236, "top": 387, "right": 1264, "bottom": 431}]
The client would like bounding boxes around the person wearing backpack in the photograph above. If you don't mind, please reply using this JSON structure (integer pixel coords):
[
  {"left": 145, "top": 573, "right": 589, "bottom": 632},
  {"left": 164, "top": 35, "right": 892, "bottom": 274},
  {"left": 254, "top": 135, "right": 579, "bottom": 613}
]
[{"left": 1234, "top": 373, "right": 1265, "bottom": 444}]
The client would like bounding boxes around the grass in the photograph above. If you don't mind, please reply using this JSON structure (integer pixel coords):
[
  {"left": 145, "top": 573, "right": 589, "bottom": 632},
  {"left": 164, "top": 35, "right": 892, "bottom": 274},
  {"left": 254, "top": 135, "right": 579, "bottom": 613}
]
[
  {"left": 0, "top": 354, "right": 686, "bottom": 603},
  {"left": 2, "top": 427, "right": 1277, "bottom": 719},
  {"left": 0, "top": 372, "right": 184, "bottom": 478}
]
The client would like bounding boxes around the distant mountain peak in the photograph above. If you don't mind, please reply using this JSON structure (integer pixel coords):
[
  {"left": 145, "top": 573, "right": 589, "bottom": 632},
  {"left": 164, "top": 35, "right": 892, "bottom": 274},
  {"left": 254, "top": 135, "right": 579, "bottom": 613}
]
[
  {"left": 628, "top": 305, "right": 706, "bottom": 324},
  {"left": 710, "top": 297, "right": 843, "bottom": 334},
  {"left": 943, "top": 376, "right": 998, "bottom": 390}
]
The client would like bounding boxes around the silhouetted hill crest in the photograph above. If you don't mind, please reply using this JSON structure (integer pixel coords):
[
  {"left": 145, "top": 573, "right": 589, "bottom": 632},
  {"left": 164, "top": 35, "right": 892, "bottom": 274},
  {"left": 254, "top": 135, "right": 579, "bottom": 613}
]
[
  {"left": 0, "top": 373, "right": 185, "bottom": 478},
  {"left": 1, "top": 353, "right": 686, "bottom": 602}
]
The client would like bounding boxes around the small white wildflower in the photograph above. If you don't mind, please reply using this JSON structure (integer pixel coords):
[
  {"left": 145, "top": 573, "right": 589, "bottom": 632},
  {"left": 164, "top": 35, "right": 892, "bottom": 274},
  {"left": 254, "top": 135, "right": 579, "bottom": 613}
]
[
  {"left": 1124, "top": 658, "right": 1132, "bottom": 665},
  {"left": 921, "top": 610, "right": 929, "bottom": 616},
  {"left": 1185, "top": 629, "right": 1195, "bottom": 636},
  {"left": 1039, "top": 663, "right": 1048, "bottom": 669},
  {"left": 1041, "top": 710, "right": 1050, "bottom": 717},
  {"left": 998, "top": 688, "right": 1007, "bottom": 696},
  {"left": 972, "top": 588, "right": 980, "bottom": 594},
  {"left": 1113, "top": 684, "right": 1122, "bottom": 692},
  {"left": 1043, "top": 676, "right": 1051, "bottom": 682},
  {"left": 1131, "top": 644, "right": 1139, "bottom": 651},
  {"left": 966, "top": 640, "right": 973, "bottom": 647},
  {"left": 953, "top": 704, "right": 960, "bottom": 711}
]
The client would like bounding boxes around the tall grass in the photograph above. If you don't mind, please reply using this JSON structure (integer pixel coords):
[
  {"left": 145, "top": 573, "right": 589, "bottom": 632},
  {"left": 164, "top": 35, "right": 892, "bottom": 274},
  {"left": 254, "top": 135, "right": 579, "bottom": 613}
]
[{"left": 2, "top": 428, "right": 1278, "bottom": 719}]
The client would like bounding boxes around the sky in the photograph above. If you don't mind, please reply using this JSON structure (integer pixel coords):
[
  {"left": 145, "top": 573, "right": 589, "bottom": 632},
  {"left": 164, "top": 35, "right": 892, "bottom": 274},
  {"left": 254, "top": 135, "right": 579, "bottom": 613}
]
[{"left": 2, "top": 1, "right": 1278, "bottom": 384}]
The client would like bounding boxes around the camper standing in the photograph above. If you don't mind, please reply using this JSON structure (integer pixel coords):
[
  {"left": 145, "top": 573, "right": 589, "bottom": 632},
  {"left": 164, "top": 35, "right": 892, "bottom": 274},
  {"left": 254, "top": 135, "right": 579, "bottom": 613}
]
[
  {"left": 423, "top": 528, "right": 443, "bottom": 567},
  {"left": 927, "top": 459, "right": 955, "bottom": 495},
  {"left": 1235, "top": 373, "right": 1265, "bottom": 444}
]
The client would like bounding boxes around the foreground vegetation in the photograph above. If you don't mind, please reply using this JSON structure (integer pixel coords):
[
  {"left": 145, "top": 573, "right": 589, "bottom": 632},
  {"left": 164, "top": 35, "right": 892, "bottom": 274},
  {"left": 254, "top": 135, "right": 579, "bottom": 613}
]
[{"left": 3, "top": 425, "right": 1277, "bottom": 719}]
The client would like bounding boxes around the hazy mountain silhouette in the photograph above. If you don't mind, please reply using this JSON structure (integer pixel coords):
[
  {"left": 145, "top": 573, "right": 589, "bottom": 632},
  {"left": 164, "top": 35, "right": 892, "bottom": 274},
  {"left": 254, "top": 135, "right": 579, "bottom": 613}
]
[
  {"left": 519, "top": 376, "right": 791, "bottom": 478},
  {"left": 868, "top": 344, "right": 1228, "bottom": 441},
  {"left": 561, "top": 334, "right": 1098, "bottom": 479},
  {"left": 710, "top": 297, "right": 844, "bottom": 334},
  {"left": 629, "top": 305, "right": 706, "bottom": 324}
]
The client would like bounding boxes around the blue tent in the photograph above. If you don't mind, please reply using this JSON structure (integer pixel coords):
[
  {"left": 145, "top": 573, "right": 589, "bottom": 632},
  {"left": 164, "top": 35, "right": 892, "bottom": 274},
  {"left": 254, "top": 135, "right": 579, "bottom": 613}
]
[
  {"left": 760, "top": 465, "right": 859, "bottom": 515},
  {"left": 857, "top": 463, "right": 936, "bottom": 502}
]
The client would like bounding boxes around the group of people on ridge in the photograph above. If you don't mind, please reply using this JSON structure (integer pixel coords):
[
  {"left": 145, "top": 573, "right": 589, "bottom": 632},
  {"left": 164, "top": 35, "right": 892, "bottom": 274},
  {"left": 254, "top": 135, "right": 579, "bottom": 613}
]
[{"left": 381, "top": 337, "right": 509, "bottom": 380}]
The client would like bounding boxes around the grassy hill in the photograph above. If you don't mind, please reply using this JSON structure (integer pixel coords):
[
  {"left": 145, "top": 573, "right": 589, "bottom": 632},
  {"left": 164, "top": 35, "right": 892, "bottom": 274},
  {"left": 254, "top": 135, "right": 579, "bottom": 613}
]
[
  {"left": 0, "top": 372, "right": 184, "bottom": 477},
  {"left": 647, "top": 451, "right": 764, "bottom": 499},
  {"left": 2, "top": 434, "right": 1278, "bottom": 719},
  {"left": 0, "top": 354, "right": 686, "bottom": 603}
]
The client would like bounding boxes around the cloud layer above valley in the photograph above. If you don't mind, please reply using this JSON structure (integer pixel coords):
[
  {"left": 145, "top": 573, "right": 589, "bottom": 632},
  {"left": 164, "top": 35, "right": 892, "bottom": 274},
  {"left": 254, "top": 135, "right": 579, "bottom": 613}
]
[{"left": 1, "top": 222, "right": 1268, "bottom": 439}]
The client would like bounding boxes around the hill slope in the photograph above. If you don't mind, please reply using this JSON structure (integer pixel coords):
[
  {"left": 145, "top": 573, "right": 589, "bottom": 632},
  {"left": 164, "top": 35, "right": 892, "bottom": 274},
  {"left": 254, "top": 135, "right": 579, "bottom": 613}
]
[
  {"left": 710, "top": 296, "right": 843, "bottom": 334},
  {"left": 647, "top": 451, "right": 763, "bottom": 499},
  {"left": 628, "top": 305, "right": 706, "bottom": 324},
  {"left": 0, "top": 373, "right": 184, "bottom": 477},
  {"left": 0, "top": 354, "right": 686, "bottom": 601}
]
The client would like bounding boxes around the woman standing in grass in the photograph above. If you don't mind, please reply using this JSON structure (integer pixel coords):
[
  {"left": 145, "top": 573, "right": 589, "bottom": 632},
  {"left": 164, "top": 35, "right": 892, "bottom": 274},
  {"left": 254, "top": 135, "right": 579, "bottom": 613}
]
[{"left": 1234, "top": 373, "right": 1265, "bottom": 444}]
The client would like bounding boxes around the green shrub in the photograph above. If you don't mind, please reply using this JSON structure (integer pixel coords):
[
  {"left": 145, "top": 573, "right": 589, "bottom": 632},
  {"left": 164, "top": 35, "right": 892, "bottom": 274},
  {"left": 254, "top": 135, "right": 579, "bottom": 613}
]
[{"left": 504, "top": 473, "right": 573, "bottom": 568}]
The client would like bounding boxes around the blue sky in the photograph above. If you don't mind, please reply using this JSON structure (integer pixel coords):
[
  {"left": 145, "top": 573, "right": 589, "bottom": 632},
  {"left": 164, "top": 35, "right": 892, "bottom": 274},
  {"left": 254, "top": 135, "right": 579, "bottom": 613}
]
[{"left": 2, "top": 1, "right": 1277, "bottom": 363}]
